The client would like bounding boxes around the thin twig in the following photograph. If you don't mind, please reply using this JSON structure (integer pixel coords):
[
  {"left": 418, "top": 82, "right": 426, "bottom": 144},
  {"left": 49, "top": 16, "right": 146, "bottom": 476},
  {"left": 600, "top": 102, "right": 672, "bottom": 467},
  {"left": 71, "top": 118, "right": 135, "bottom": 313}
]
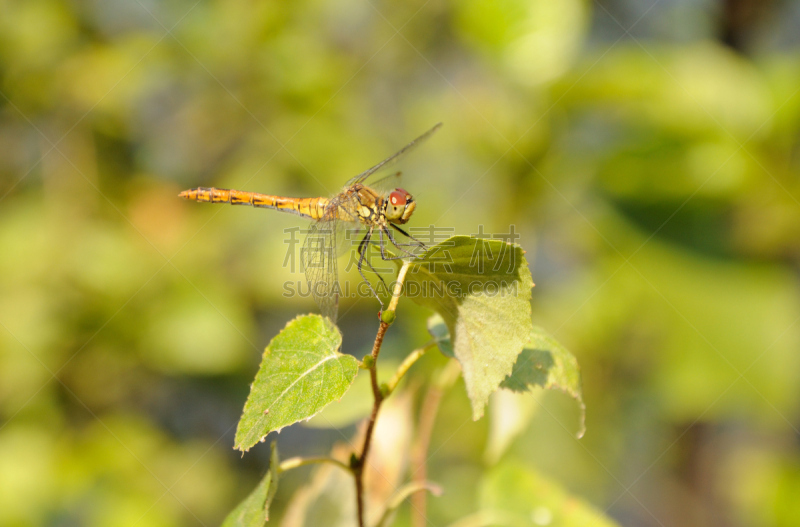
[
  {"left": 375, "top": 481, "right": 443, "bottom": 527},
  {"left": 411, "top": 360, "right": 461, "bottom": 527},
  {"left": 387, "top": 261, "right": 411, "bottom": 312},
  {"left": 278, "top": 456, "right": 352, "bottom": 474},
  {"left": 354, "top": 260, "right": 413, "bottom": 527},
  {"left": 368, "top": 322, "right": 389, "bottom": 401},
  {"left": 386, "top": 342, "right": 436, "bottom": 395}
]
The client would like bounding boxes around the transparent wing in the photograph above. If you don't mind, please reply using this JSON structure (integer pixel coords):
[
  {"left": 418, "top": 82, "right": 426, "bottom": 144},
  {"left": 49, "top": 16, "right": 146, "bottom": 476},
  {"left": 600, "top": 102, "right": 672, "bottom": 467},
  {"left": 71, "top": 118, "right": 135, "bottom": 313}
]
[
  {"left": 346, "top": 123, "right": 442, "bottom": 187},
  {"left": 367, "top": 171, "right": 404, "bottom": 194},
  {"left": 300, "top": 196, "right": 364, "bottom": 322},
  {"left": 326, "top": 191, "right": 364, "bottom": 256},
  {"left": 301, "top": 215, "right": 340, "bottom": 323}
]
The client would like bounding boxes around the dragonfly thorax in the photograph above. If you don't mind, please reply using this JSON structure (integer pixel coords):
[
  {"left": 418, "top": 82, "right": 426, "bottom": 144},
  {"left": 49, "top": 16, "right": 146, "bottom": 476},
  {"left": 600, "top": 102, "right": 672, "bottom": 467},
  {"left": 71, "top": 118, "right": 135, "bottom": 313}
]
[{"left": 384, "top": 188, "right": 416, "bottom": 224}]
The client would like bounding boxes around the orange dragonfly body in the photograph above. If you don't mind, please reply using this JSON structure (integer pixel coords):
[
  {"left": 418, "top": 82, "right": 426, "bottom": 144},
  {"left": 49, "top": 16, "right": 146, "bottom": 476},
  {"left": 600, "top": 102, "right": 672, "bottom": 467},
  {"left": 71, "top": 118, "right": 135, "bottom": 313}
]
[
  {"left": 178, "top": 187, "right": 331, "bottom": 220},
  {"left": 179, "top": 123, "right": 441, "bottom": 322}
]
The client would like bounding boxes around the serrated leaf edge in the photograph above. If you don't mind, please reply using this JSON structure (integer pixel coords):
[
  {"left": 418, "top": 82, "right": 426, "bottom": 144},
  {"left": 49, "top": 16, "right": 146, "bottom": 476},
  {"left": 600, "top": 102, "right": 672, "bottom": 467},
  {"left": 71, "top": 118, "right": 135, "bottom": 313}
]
[{"left": 234, "top": 314, "right": 359, "bottom": 451}]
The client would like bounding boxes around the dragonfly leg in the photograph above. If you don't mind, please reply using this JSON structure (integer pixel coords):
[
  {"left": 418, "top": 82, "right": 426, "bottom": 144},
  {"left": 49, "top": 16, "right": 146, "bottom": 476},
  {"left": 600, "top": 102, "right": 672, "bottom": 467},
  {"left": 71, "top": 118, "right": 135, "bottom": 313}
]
[
  {"left": 389, "top": 224, "right": 428, "bottom": 251},
  {"left": 378, "top": 227, "right": 419, "bottom": 260},
  {"left": 357, "top": 232, "right": 387, "bottom": 289},
  {"left": 358, "top": 229, "right": 384, "bottom": 309},
  {"left": 380, "top": 225, "right": 422, "bottom": 260}
]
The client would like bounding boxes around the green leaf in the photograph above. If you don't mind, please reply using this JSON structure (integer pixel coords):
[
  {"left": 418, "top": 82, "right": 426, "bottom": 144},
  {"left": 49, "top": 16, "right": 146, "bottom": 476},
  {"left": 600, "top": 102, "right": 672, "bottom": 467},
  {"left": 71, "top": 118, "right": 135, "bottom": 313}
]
[
  {"left": 221, "top": 471, "right": 271, "bottom": 527},
  {"left": 426, "top": 313, "right": 454, "bottom": 358},
  {"left": 402, "top": 236, "right": 533, "bottom": 419},
  {"left": 480, "top": 462, "right": 621, "bottom": 527},
  {"left": 222, "top": 442, "right": 280, "bottom": 527},
  {"left": 234, "top": 315, "right": 359, "bottom": 451},
  {"left": 265, "top": 442, "right": 280, "bottom": 521},
  {"left": 501, "top": 326, "right": 585, "bottom": 438}
]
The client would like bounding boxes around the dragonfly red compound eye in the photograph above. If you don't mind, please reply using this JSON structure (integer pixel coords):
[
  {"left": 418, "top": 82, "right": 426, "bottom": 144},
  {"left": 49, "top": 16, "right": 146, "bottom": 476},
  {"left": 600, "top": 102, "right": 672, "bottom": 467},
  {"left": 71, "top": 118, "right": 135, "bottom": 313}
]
[{"left": 389, "top": 189, "right": 409, "bottom": 206}]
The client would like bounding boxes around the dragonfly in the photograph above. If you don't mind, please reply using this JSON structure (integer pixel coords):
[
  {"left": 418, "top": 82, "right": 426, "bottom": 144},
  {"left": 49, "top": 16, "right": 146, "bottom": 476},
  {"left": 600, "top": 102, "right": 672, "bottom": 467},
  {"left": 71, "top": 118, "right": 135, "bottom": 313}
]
[{"left": 179, "top": 123, "right": 441, "bottom": 322}]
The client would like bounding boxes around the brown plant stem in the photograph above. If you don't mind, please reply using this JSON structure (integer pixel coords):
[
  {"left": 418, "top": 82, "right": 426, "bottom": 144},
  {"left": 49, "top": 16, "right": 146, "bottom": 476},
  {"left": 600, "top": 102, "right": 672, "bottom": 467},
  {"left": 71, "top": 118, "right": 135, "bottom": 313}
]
[{"left": 354, "top": 260, "right": 412, "bottom": 527}]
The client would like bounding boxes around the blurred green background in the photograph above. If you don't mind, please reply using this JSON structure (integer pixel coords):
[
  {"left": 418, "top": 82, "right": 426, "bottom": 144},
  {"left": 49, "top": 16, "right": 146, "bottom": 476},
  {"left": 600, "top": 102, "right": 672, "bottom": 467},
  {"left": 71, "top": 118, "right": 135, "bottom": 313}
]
[{"left": 2, "top": 0, "right": 800, "bottom": 525}]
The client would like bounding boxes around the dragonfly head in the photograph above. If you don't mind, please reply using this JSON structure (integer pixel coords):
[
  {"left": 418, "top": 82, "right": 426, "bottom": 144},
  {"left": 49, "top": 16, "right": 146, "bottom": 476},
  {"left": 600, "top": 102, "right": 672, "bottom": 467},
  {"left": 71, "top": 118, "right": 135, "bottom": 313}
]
[{"left": 385, "top": 188, "right": 416, "bottom": 224}]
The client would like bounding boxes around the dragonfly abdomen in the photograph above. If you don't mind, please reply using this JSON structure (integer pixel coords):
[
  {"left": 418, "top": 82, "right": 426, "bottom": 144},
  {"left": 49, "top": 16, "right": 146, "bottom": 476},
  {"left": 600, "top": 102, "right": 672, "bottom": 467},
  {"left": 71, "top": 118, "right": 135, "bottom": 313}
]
[{"left": 179, "top": 187, "right": 329, "bottom": 219}]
